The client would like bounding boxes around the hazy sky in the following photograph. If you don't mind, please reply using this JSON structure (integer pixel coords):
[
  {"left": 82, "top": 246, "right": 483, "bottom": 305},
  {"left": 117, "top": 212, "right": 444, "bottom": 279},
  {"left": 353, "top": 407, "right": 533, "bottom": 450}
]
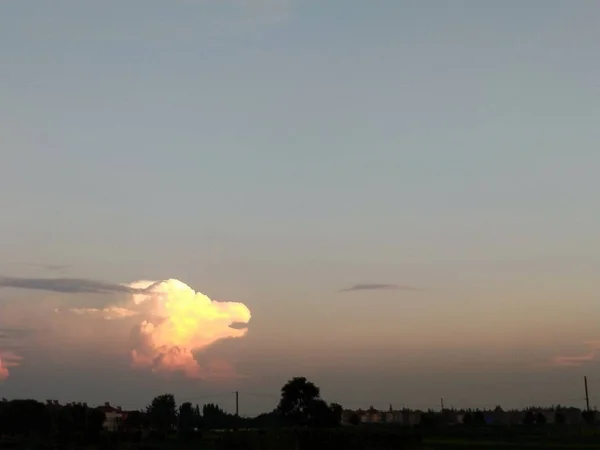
[{"left": 1, "top": 0, "right": 600, "bottom": 415}]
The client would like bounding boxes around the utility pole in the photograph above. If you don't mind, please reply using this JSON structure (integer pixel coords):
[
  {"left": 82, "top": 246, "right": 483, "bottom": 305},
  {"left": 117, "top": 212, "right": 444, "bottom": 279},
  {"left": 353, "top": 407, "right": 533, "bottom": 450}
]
[
  {"left": 585, "top": 376, "right": 591, "bottom": 412},
  {"left": 235, "top": 391, "right": 239, "bottom": 417},
  {"left": 440, "top": 398, "right": 444, "bottom": 411}
]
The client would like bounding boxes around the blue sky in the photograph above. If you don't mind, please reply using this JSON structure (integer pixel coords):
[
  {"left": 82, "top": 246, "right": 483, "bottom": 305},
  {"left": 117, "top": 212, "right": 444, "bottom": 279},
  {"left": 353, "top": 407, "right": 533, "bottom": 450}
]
[{"left": 1, "top": 0, "right": 600, "bottom": 413}]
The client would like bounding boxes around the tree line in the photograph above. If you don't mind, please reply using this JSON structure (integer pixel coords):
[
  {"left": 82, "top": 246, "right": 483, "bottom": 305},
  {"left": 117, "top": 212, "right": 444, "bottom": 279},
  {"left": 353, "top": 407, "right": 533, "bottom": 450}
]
[{"left": 0, "top": 376, "right": 343, "bottom": 440}]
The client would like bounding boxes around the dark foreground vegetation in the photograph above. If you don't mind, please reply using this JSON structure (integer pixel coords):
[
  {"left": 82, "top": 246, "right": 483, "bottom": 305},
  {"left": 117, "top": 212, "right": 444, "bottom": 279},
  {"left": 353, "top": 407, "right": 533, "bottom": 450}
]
[{"left": 2, "top": 377, "right": 600, "bottom": 449}]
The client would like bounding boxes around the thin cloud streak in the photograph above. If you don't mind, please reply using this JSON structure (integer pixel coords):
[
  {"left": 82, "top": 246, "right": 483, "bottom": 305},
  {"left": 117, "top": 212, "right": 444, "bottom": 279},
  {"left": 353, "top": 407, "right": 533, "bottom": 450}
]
[
  {"left": 25, "top": 263, "right": 72, "bottom": 273},
  {"left": 340, "top": 283, "right": 423, "bottom": 292},
  {"left": 0, "top": 276, "right": 147, "bottom": 295},
  {"left": 550, "top": 341, "right": 600, "bottom": 367}
]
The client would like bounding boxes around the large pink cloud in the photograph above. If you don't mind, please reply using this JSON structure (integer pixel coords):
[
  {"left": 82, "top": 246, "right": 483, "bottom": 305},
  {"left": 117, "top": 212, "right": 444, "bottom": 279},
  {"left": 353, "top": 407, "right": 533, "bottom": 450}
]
[
  {"left": 0, "top": 351, "right": 22, "bottom": 381},
  {"left": 60, "top": 278, "right": 251, "bottom": 379}
]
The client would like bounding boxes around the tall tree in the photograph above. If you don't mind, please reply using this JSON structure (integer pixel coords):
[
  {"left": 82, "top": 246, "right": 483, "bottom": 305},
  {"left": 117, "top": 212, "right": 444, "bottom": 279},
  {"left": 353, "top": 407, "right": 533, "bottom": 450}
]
[
  {"left": 146, "top": 394, "right": 177, "bottom": 435},
  {"left": 329, "top": 402, "right": 343, "bottom": 425},
  {"left": 124, "top": 410, "right": 144, "bottom": 431},
  {"left": 203, "top": 403, "right": 229, "bottom": 429},
  {"left": 87, "top": 409, "right": 107, "bottom": 436},
  {"left": 179, "top": 402, "right": 196, "bottom": 433},
  {"left": 276, "top": 377, "right": 321, "bottom": 425},
  {"left": 3, "top": 399, "right": 52, "bottom": 436},
  {"left": 306, "top": 399, "right": 343, "bottom": 427}
]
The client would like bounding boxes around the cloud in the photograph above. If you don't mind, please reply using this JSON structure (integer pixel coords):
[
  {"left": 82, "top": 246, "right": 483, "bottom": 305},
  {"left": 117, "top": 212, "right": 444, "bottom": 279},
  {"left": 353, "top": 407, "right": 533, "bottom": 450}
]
[
  {"left": 56, "top": 307, "right": 140, "bottom": 320},
  {"left": 57, "top": 279, "right": 252, "bottom": 379},
  {"left": 0, "top": 327, "right": 36, "bottom": 378},
  {"left": 0, "top": 328, "right": 26, "bottom": 381},
  {"left": 0, "top": 275, "right": 146, "bottom": 295},
  {"left": 25, "top": 263, "right": 72, "bottom": 273},
  {"left": 340, "top": 283, "right": 423, "bottom": 292},
  {"left": 0, "top": 357, "right": 9, "bottom": 381},
  {"left": 550, "top": 341, "right": 600, "bottom": 367},
  {"left": 0, "top": 327, "right": 35, "bottom": 339},
  {"left": 0, "top": 351, "right": 22, "bottom": 381}
]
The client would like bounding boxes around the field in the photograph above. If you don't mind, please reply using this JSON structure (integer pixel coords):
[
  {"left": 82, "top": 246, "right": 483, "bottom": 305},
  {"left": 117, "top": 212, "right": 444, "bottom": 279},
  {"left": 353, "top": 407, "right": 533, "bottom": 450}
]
[
  {"left": 421, "top": 425, "right": 600, "bottom": 449},
  {"left": 4, "top": 425, "right": 600, "bottom": 450}
]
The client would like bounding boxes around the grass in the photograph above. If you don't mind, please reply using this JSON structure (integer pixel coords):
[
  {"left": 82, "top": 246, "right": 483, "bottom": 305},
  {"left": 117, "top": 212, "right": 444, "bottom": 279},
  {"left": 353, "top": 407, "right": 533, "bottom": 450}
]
[{"left": 4, "top": 426, "right": 600, "bottom": 449}]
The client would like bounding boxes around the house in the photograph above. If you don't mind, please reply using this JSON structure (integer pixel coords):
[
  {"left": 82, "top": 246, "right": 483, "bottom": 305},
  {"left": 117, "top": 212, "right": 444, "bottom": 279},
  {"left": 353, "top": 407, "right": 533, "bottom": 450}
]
[
  {"left": 342, "top": 406, "right": 406, "bottom": 425},
  {"left": 361, "top": 406, "right": 382, "bottom": 423},
  {"left": 540, "top": 411, "right": 555, "bottom": 424},
  {"left": 97, "top": 402, "right": 124, "bottom": 432},
  {"left": 402, "top": 409, "right": 422, "bottom": 426},
  {"left": 341, "top": 409, "right": 356, "bottom": 425},
  {"left": 45, "top": 400, "right": 62, "bottom": 411}
]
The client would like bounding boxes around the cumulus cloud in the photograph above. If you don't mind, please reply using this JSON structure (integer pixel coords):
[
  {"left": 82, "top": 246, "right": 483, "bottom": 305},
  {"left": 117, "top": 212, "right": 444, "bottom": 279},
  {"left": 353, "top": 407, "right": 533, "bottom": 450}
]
[
  {"left": 551, "top": 341, "right": 600, "bottom": 367},
  {"left": 59, "top": 279, "right": 252, "bottom": 378},
  {"left": 340, "top": 283, "right": 422, "bottom": 292},
  {"left": 56, "top": 307, "right": 140, "bottom": 320},
  {"left": 0, "top": 350, "right": 22, "bottom": 381},
  {"left": 0, "top": 327, "right": 37, "bottom": 380},
  {"left": 0, "top": 275, "right": 146, "bottom": 295}
]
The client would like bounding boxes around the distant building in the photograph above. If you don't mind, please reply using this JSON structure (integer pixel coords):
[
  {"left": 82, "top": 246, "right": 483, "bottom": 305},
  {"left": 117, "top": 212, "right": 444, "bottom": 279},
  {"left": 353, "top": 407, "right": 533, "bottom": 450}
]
[
  {"left": 97, "top": 402, "right": 124, "bottom": 432},
  {"left": 361, "top": 406, "right": 381, "bottom": 423}
]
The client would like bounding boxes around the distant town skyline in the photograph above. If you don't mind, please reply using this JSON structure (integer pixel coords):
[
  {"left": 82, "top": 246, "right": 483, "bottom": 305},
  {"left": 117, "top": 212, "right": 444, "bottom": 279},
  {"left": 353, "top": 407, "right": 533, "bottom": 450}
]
[{"left": 1, "top": 0, "right": 600, "bottom": 415}]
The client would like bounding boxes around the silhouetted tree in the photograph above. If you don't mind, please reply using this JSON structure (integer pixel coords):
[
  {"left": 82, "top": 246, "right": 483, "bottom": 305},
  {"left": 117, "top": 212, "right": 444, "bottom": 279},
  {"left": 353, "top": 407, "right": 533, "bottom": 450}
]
[
  {"left": 420, "top": 411, "right": 439, "bottom": 427},
  {"left": 179, "top": 402, "right": 196, "bottom": 432},
  {"left": 329, "top": 402, "right": 343, "bottom": 425},
  {"left": 348, "top": 412, "right": 361, "bottom": 426},
  {"left": 462, "top": 412, "right": 474, "bottom": 426},
  {"left": 276, "top": 377, "right": 321, "bottom": 425},
  {"left": 523, "top": 410, "right": 536, "bottom": 425},
  {"left": 55, "top": 407, "right": 75, "bottom": 440},
  {"left": 146, "top": 394, "right": 177, "bottom": 436},
  {"left": 1, "top": 399, "right": 52, "bottom": 436},
  {"left": 473, "top": 410, "right": 486, "bottom": 426},
  {"left": 555, "top": 410, "right": 566, "bottom": 425},
  {"left": 87, "top": 408, "right": 107, "bottom": 436},
  {"left": 202, "top": 402, "right": 230, "bottom": 429},
  {"left": 249, "top": 411, "right": 283, "bottom": 428},
  {"left": 305, "top": 399, "right": 343, "bottom": 427},
  {"left": 125, "top": 410, "right": 143, "bottom": 430},
  {"left": 582, "top": 410, "right": 595, "bottom": 425},
  {"left": 193, "top": 404, "right": 202, "bottom": 429},
  {"left": 535, "top": 412, "right": 547, "bottom": 425}
]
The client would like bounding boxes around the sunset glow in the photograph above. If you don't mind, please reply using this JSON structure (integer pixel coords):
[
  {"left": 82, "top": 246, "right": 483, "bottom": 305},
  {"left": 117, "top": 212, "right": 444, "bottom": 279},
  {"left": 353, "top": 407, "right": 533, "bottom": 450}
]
[
  {"left": 128, "top": 279, "right": 251, "bottom": 378},
  {"left": 61, "top": 279, "right": 252, "bottom": 378}
]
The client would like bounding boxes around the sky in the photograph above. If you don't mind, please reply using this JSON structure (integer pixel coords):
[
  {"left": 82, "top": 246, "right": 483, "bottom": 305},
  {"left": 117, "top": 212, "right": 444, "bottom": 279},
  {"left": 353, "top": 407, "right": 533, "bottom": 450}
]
[{"left": 1, "top": 0, "right": 600, "bottom": 415}]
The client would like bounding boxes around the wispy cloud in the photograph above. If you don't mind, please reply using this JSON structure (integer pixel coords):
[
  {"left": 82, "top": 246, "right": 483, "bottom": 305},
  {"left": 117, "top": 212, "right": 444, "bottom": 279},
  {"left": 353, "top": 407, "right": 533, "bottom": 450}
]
[
  {"left": 24, "top": 263, "right": 72, "bottom": 273},
  {"left": 340, "top": 283, "right": 423, "bottom": 292},
  {"left": 0, "top": 327, "right": 35, "bottom": 340},
  {"left": 551, "top": 341, "right": 600, "bottom": 367},
  {"left": 0, "top": 276, "right": 146, "bottom": 295}
]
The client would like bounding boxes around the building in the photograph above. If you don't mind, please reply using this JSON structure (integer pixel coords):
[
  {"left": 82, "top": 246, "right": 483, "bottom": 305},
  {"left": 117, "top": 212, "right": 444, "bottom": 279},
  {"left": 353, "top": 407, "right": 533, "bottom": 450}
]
[{"left": 96, "top": 402, "right": 125, "bottom": 432}]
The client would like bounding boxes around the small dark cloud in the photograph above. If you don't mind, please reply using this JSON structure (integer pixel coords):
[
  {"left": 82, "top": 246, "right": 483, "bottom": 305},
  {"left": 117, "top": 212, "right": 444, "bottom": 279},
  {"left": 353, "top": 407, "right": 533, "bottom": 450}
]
[
  {"left": 27, "top": 263, "right": 72, "bottom": 273},
  {"left": 5, "top": 262, "right": 72, "bottom": 274},
  {"left": 229, "top": 322, "right": 250, "bottom": 330},
  {"left": 0, "top": 327, "right": 35, "bottom": 352},
  {"left": 340, "top": 283, "right": 423, "bottom": 292},
  {"left": 0, "top": 276, "right": 146, "bottom": 295},
  {"left": 0, "top": 327, "right": 35, "bottom": 339}
]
